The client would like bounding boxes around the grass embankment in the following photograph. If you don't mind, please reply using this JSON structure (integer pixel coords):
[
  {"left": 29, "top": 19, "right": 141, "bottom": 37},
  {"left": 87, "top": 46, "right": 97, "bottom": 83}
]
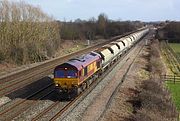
[
  {"left": 166, "top": 82, "right": 180, "bottom": 111},
  {"left": 167, "top": 43, "right": 180, "bottom": 112},
  {"left": 162, "top": 42, "right": 180, "bottom": 117}
]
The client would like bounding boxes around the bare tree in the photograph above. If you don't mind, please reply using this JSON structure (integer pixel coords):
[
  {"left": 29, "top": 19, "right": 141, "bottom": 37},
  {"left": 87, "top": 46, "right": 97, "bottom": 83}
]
[{"left": 97, "top": 13, "right": 108, "bottom": 37}]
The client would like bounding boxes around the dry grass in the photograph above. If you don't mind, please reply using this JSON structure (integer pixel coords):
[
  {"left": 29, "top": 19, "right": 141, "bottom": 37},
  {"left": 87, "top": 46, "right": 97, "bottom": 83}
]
[
  {"left": 138, "top": 69, "right": 149, "bottom": 81},
  {"left": 135, "top": 79, "right": 177, "bottom": 121}
]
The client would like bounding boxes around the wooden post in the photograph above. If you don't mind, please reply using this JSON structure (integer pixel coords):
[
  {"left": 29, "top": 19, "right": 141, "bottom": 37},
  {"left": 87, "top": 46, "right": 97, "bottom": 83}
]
[
  {"left": 174, "top": 75, "right": 175, "bottom": 84},
  {"left": 87, "top": 40, "right": 90, "bottom": 46}
]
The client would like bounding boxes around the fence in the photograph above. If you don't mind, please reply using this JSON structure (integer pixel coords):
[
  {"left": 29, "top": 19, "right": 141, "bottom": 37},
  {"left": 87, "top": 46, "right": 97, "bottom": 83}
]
[
  {"left": 167, "top": 43, "right": 180, "bottom": 66},
  {"left": 161, "top": 74, "right": 180, "bottom": 84},
  {"left": 166, "top": 43, "right": 180, "bottom": 71},
  {"left": 161, "top": 41, "right": 180, "bottom": 74}
]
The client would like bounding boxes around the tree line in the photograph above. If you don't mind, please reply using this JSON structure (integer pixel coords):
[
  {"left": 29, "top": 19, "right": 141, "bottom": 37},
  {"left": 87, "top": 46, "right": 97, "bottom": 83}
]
[
  {"left": 59, "top": 14, "right": 144, "bottom": 40},
  {"left": 157, "top": 22, "right": 180, "bottom": 43}
]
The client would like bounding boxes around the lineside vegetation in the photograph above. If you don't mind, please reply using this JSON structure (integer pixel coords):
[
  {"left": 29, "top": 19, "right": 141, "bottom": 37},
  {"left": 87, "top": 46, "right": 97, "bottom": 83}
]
[{"left": 0, "top": 0, "right": 61, "bottom": 64}]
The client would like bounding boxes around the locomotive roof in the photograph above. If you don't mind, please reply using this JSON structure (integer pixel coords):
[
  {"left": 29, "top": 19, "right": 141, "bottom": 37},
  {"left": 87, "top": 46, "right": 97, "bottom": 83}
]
[
  {"left": 103, "top": 43, "right": 117, "bottom": 48},
  {"left": 65, "top": 51, "right": 101, "bottom": 70}
]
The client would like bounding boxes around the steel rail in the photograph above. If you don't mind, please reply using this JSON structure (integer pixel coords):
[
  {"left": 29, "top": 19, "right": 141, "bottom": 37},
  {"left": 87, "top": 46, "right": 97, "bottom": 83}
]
[{"left": 0, "top": 83, "right": 53, "bottom": 116}]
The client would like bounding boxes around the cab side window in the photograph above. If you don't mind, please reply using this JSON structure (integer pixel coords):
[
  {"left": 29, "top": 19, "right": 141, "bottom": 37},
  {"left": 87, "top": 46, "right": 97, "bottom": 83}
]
[
  {"left": 97, "top": 61, "right": 100, "bottom": 68},
  {"left": 84, "top": 67, "right": 88, "bottom": 76},
  {"left": 79, "top": 70, "right": 82, "bottom": 77}
]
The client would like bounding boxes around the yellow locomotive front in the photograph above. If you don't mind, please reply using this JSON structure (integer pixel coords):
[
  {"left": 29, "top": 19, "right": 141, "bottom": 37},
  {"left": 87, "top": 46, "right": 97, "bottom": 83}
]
[{"left": 54, "top": 64, "right": 79, "bottom": 93}]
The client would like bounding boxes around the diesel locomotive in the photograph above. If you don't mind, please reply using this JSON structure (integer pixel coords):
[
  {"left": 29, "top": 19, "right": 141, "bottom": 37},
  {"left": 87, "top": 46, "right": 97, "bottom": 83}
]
[{"left": 53, "top": 28, "right": 149, "bottom": 97}]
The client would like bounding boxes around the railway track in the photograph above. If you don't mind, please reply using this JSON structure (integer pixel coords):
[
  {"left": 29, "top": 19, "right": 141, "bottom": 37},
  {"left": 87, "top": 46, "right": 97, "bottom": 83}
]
[
  {"left": 0, "top": 70, "right": 53, "bottom": 97},
  {"left": 0, "top": 29, "right": 145, "bottom": 98},
  {"left": 0, "top": 83, "right": 54, "bottom": 120}
]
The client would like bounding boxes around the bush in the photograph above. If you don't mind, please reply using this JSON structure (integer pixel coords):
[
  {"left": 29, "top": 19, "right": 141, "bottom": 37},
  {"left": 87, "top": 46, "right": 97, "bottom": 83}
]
[{"left": 0, "top": 51, "right": 5, "bottom": 63}]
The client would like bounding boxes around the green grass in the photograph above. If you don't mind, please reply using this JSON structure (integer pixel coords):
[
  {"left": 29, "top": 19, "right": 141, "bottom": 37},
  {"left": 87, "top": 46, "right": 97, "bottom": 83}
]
[
  {"left": 166, "top": 82, "right": 180, "bottom": 111},
  {"left": 169, "top": 43, "right": 180, "bottom": 57}
]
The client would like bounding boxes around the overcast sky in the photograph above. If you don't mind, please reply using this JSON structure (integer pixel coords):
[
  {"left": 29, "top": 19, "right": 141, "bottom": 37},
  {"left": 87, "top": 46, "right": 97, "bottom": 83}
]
[{"left": 11, "top": 0, "right": 180, "bottom": 21}]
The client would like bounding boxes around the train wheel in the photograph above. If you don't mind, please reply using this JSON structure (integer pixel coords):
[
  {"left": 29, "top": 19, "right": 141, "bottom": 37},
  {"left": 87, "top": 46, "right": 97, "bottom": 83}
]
[
  {"left": 86, "top": 81, "right": 90, "bottom": 89},
  {"left": 77, "top": 87, "right": 81, "bottom": 95},
  {"left": 82, "top": 82, "right": 87, "bottom": 91}
]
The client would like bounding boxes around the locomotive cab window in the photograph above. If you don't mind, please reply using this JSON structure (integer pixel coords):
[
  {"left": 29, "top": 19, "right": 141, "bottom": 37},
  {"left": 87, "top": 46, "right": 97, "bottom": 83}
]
[
  {"left": 97, "top": 61, "right": 100, "bottom": 68},
  {"left": 67, "top": 70, "right": 77, "bottom": 78},
  {"left": 79, "top": 70, "right": 82, "bottom": 77},
  {"left": 84, "top": 67, "right": 88, "bottom": 76},
  {"left": 54, "top": 70, "right": 65, "bottom": 78},
  {"left": 54, "top": 68, "right": 77, "bottom": 78}
]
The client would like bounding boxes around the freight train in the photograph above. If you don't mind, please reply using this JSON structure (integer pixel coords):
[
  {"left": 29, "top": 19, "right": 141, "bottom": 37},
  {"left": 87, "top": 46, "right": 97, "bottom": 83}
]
[{"left": 53, "top": 28, "right": 149, "bottom": 98}]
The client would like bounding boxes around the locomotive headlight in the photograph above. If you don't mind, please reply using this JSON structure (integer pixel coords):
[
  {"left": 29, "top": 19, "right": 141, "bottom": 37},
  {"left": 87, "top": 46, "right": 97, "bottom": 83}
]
[{"left": 72, "top": 81, "right": 77, "bottom": 85}]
